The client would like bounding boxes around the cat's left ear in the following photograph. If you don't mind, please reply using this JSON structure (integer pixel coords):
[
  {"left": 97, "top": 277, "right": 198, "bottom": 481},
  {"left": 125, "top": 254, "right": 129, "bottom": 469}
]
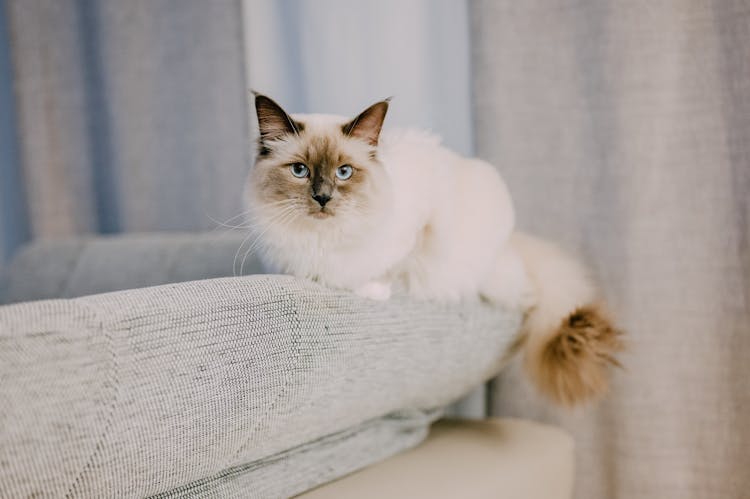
[
  {"left": 254, "top": 92, "right": 302, "bottom": 144},
  {"left": 343, "top": 98, "right": 390, "bottom": 146}
]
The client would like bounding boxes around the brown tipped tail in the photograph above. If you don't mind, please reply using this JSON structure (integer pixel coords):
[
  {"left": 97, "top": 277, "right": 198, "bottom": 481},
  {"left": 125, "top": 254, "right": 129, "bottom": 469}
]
[
  {"left": 509, "top": 232, "right": 625, "bottom": 406},
  {"left": 524, "top": 304, "right": 624, "bottom": 406}
]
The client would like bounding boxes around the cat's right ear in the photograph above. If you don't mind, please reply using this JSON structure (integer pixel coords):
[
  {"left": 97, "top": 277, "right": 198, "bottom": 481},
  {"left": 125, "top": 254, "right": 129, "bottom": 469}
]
[
  {"left": 343, "top": 98, "right": 390, "bottom": 147},
  {"left": 254, "top": 93, "right": 302, "bottom": 148}
]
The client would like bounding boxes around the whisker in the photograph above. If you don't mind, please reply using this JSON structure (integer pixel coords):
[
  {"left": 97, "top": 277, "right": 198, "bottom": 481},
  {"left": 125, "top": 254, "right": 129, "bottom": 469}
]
[
  {"left": 241, "top": 205, "right": 301, "bottom": 266},
  {"left": 238, "top": 211, "right": 299, "bottom": 276},
  {"left": 205, "top": 208, "right": 256, "bottom": 232},
  {"left": 207, "top": 214, "right": 253, "bottom": 231},
  {"left": 209, "top": 199, "right": 300, "bottom": 232},
  {"left": 232, "top": 230, "right": 257, "bottom": 277},
  {"left": 234, "top": 203, "right": 300, "bottom": 276}
]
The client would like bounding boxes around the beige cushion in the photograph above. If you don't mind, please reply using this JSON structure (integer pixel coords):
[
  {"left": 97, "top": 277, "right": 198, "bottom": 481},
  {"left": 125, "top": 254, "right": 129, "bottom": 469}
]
[{"left": 298, "top": 418, "right": 574, "bottom": 499}]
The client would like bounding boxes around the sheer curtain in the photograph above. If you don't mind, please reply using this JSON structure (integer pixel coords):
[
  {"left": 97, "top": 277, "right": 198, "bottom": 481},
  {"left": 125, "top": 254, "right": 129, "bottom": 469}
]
[{"left": 471, "top": 1, "right": 750, "bottom": 497}]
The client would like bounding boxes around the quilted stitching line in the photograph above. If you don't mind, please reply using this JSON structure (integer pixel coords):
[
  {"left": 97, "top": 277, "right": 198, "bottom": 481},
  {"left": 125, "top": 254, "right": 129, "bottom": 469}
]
[
  {"left": 231, "top": 278, "right": 306, "bottom": 461},
  {"left": 148, "top": 407, "right": 440, "bottom": 498},
  {"left": 62, "top": 299, "right": 120, "bottom": 498}
]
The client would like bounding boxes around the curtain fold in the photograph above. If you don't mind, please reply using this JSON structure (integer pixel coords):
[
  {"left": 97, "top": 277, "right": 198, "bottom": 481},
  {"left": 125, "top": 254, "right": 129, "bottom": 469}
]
[
  {"left": 0, "top": 0, "right": 28, "bottom": 264},
  {"left": 471, "top": 1, "right": 750, "bottom": 497},
  {"left": 3, "top": 0, "right": 250, "bottom": 253}
]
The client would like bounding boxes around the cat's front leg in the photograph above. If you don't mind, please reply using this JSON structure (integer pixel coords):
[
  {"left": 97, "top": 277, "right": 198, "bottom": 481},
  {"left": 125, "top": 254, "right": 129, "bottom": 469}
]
[{"left": 354, "top": 280, "right": 392, "bottom": 301}]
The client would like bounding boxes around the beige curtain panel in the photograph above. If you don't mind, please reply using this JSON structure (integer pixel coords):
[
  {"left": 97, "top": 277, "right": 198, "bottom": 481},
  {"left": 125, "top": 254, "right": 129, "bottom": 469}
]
[{"left": 471, "top": 1, "right": 750, "bottom": 497}]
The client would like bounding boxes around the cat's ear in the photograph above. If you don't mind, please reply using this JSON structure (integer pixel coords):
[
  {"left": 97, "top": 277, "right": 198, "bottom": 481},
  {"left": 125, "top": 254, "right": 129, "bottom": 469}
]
[
  {"left": 343, "top": 98, "right": 390, "bottom": 146},
  {"left": 254, "top": 93, "right": 302, "bottom": 144}
]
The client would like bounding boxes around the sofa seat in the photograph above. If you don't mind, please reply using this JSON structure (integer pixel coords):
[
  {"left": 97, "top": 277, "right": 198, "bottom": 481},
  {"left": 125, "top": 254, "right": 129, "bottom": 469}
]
[{"left": 299, "top": 418, "right": 574, "bottom": 499}]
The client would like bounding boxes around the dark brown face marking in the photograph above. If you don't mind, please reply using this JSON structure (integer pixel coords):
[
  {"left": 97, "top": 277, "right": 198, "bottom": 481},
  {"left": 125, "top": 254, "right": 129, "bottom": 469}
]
[
  {"left": 249, "top": 94, "right": 388, "bottom": 223},
  {"left": 296, "top": 136, "right": 370, "bottom": 211},
  {"left": 253, "top": 132, "right": 374, "bottom": 218},
  {"left": 254, "top": 93, "right": 305, "bottom": 156}
]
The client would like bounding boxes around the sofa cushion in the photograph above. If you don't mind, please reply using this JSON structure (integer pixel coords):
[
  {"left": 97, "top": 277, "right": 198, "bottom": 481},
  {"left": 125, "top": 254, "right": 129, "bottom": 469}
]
[
  {"left": 0, "top": 232, "right": 263, "bottom": 304},
  {"left": 299, "top": 418, "right": 575, "bottom": 499},
  {"left": 0, "top": 273, "right": 521, "bottom": 497}
]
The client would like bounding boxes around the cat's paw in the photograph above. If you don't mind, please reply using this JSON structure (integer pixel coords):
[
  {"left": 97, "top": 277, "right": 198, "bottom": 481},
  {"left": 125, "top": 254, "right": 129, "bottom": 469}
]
[
  {"left": 480, "top": 248, "right": 537, "bottom": 312},
  {"left": 355, "top": 281, "right": 392, "bottom": 301},
  {"left": 509, "top": 284, "right": 538, "bottom": 312}
]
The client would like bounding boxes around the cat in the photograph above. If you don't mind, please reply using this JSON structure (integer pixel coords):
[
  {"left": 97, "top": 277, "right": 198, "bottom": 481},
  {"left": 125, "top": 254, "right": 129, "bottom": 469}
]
[{"left": 244, "top": 93, "right": 623, "bottom": 406}]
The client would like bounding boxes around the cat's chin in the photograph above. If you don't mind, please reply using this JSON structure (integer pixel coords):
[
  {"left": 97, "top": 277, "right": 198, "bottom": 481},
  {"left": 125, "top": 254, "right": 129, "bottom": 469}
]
[{"left": 309, "top": 210, "right": 334, "bottom": 219}]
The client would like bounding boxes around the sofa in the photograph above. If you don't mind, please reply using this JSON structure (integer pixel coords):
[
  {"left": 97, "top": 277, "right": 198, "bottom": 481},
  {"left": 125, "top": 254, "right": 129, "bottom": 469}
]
[{"left": 0, "top": 232, "right": 573, "bottom": 498}]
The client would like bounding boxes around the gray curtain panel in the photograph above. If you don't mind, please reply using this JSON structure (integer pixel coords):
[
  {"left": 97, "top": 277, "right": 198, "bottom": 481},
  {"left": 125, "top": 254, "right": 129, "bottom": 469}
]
[
  {"left": 3, "top": 0, "right": 250, "bottom": 254},
  {"left": 471, "top": 1, "right": 749, "bottom": 498},
  {"left": 0, "top": 0, "right": 28, "bottom": 264}
]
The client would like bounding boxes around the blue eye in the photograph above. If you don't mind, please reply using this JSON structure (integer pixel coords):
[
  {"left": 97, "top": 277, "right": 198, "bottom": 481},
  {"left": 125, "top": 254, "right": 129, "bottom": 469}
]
[
  {"left": 336, "top": 164, "right": 353, "bottom": 180},
  {"left": 290, "top": 163, "right": 309, "bottom": 178}
]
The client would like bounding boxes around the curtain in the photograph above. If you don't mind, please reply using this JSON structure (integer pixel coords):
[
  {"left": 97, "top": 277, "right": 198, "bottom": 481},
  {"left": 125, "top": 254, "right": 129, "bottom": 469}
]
[
  {"left": 1, "top": 0, "right": 250, "bottom": 263},
  {"left": 0, "top": 0, "right": 27, "bottom": 263},
  {"left": 471, "top": 1, "right": 750, "bottom": 497}
]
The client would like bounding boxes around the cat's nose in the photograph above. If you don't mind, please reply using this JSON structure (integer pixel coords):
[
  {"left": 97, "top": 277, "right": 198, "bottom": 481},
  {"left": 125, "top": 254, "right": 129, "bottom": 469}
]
[{"left": 312, "top": 194, "right": 331, "bottom": 207}]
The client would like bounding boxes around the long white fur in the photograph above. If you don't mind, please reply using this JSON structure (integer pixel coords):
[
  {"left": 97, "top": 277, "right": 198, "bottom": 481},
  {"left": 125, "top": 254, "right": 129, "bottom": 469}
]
[{"left": 245, "top": 113, "right": 595, "bottom": 340}]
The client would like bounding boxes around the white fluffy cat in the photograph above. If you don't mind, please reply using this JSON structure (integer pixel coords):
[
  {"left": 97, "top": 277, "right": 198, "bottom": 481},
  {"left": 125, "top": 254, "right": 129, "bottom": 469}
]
[{"left": 244, "top": 94, "right": 622, "bottom": 405}]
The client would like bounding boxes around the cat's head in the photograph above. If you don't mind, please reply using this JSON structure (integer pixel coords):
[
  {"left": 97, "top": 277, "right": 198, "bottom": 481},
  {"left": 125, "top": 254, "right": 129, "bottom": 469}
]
[{"left": 245, "top": 94, "right": 392, "bottom": 242}]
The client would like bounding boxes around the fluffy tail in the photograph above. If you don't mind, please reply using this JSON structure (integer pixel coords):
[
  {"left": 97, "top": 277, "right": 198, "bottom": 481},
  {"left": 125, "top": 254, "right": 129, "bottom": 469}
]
[{"left": 509, "top": 232, "right": 624, "bottom": 406}]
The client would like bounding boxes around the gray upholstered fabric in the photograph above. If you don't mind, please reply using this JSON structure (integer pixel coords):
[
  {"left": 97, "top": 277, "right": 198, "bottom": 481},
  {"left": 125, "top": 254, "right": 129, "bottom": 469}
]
[
  {"left": 0, "top": 267, "right": 520, "bottom": 497},
  {"left": 0, "top": 232, "right": 262, "bottom": 305}
]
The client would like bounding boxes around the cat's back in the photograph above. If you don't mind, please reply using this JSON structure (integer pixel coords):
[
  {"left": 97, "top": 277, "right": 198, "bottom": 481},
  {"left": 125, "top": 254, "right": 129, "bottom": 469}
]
[
  {"left": 378, "top": 128, "right": 512, "bottom": 216},
  {"left": 376, "top": 128, "right": 515, "bottom": 300},
  {"left": 379, "top": 125, "right": 515, "bottom": 246},
  {"left": 379, "top": 128, "right": 448, "bottom": 172},
  {"left": 378, "top": 128, "right": 458, "bottom": 202}
]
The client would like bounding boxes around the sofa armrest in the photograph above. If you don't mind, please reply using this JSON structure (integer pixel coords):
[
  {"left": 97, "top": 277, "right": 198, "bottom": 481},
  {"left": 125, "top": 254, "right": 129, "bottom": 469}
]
[{"left": 0, "top": 274, "right": 521, "bottom": 497}]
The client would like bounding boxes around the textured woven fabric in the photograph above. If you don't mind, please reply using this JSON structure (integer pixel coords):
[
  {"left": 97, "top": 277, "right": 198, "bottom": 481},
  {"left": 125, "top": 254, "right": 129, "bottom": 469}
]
[
  {"left": 0, "top": 274, "right": 520, "bottom": 497},
  {"left": 0, "top": 232, "right": 263, "bottom": 304}
]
